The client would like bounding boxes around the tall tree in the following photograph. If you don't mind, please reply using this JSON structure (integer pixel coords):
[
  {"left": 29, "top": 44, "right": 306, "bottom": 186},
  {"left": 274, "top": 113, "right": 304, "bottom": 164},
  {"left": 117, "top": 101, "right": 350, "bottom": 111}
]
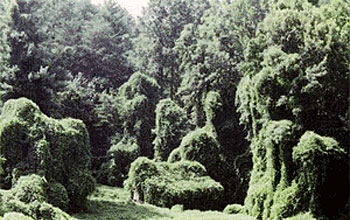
[
  {"left": 175, "top": 0, "right": 270, "bottom": 126},
  {"left": 0, "top": 0, "right": 68, "bottom": 112},
  {"left": 131, "top": 0, "right": 210, "bottom": 98},
  {"left": 79, "top": 0, "right": 136, "bottom": 88}
]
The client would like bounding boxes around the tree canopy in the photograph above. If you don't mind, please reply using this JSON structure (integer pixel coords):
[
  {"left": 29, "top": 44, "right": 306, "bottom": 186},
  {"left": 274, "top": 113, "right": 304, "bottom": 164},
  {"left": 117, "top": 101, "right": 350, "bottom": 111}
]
[{"left": 0, "top": 0, "right": 349, "bottom": 219}]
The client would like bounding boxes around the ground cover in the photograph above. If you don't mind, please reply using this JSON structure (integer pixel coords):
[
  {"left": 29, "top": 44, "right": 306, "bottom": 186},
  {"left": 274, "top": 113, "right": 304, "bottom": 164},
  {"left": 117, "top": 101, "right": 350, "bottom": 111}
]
[{"left": 73, "top": 185, "right": 255, "bottom": 220}]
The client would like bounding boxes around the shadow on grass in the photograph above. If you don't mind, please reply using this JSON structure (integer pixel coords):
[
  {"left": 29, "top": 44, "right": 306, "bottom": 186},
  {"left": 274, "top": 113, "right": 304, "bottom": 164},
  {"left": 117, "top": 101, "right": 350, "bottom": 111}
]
[{"left": 73, "top": 199, "right": 169, "bottom": 220}]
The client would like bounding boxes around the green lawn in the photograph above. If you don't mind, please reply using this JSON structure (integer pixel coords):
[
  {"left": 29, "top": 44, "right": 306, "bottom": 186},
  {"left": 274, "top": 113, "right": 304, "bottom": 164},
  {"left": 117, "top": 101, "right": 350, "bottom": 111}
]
[{"left": 73, "top": 185, "right": 255, "bottom": 220}]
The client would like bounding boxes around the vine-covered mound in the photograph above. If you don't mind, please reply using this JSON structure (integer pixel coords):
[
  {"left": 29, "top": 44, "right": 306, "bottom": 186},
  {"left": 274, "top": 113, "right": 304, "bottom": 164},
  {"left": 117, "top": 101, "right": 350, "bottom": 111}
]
[
  {"left": 0, "top": 98, "right": 95, "bottom": 212},
  {"left": 125, "top": 157, "right": 224, "bottom": 210}
]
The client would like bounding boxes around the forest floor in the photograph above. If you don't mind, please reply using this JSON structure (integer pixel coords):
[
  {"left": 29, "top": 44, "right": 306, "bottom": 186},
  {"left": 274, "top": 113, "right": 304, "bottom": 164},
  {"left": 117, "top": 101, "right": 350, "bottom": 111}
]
[{"left": 73, "top": 185, "right": 255, "bottom": 220}]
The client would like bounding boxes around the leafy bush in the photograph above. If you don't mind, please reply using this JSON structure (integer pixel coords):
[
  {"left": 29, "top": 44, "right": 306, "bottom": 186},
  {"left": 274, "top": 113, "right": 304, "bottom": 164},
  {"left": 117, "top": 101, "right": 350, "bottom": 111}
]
[
  {"left": 10, "top": 175, "right": 47, "bottom": 204},
  {"left": 0, "top": 98, "right": 95, "bottom": 212},
  {"left": 170, "top": 92, "right": 247, "bottom": 205},
  {"left": 223, "top": 204, "right": 244, "bottom": 215},
  {"left": 125, "top": 157, "right": 224, "bottom": 210},
  {"left": 0, "top": 174, "right": 72, "bottom": 219},
  {"left": 1, "top": 200, "right": 71, "bottom": 220},
  {"left": 176, "top": 128, "right": 225, "bottom": 182},
  {"left": 153, "top": 99, "right": 189, "bottom": 161}
]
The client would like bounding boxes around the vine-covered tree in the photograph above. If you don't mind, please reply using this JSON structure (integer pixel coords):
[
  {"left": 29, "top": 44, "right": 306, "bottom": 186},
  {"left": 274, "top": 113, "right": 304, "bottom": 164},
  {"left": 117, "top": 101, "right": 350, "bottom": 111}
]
[
  {"left": 114, "top": 72, "right": 161, "bottom": 159},
  {"left": 237, "top": 0, "right": 350, "bottom": 218},
  {"left": 152, "top": 98, "right": 189, "bottom": 161}
]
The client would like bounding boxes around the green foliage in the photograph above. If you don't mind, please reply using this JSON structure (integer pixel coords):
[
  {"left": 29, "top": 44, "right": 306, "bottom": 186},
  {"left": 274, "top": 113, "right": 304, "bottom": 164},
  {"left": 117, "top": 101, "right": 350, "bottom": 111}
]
[
  {"left": 153, "top": 99, "right": 189, "bottom": 161},
  {"left": 97, "top": 72, "right": 161, "bottom": 184},
  {"left": 176, "top": 128, "right": 223, "bottom": 181},
  {"left": 175, "top": 1, "right": 261, "bottom": 203},
  {"left": 0, "top": 0, "right": 69, "bottom": 113},
  {"left": 223, "top": 204, "right": 244, "bottom": 215},
  {"left": 131, "top": 0, "right": 210, "bottom": 97},
  {"left": 78, "top": 0, "right": 135, "bottom": 88},
  {"left": 290, "top": 131, "right": 347, "bottom": 217},
  {"left": 115, "top": 72, "right": 161, "bottom": 158},
  {"left": 175, "top": 92, "right": 223, "bottom": 174},
  {"left": 54, "top": 74, "right": 113, "bottom": 167},
  {"left": 0, "top": 0, "right": 137, "bottom": 175},
  {"left": 98, "top": 138, "right": 140, "bottom": 187},
  {"left": 1, "top": 200, "right": 72, "bottom": 220},
  {"left": 125, "top": 157, "right": 224, "bottom": 210},
  {"left": 244, "top": 120, "right": 297, "bottom": 219},
  {"left": 176, "top": 0, "right": 270, "bottom": 127},
  {"left": 34, "top": 0, "right": 135, "bottom": 89},
  {"left": 236, "top": 0, "right": 350, "bottom": 148},
  {"left": 171, "top": 91, "right": 249, "bottom": 205},
  {"left": 10, "top": 175, "right": 47, "bottom": 204},
  {"left": 46, "top": 182, "right": 70, "bottom": 212},
  {"left": 0, "top": 175, "right": 73, "bottom": 219},
  {"left": 244, "top": 120, "right": 347, "bottom": 219},
  {"left": 238, "top": 1, "right": 350, "bottom": 218},
  {"left": 0, "top": 98, "right": 95, "bottom": 212}
]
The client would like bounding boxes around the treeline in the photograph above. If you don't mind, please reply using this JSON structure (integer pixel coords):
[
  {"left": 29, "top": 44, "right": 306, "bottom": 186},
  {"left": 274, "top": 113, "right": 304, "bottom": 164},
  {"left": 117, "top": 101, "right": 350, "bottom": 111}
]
[{"left": 0, "top": 0, "right": 349, "bottom": 219}]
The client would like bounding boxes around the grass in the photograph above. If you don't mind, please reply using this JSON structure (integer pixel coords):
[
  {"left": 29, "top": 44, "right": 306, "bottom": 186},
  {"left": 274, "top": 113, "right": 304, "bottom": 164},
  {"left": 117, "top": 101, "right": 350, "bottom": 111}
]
[{"left": 73, "top": 185, "right": 255, "bottom": 220}]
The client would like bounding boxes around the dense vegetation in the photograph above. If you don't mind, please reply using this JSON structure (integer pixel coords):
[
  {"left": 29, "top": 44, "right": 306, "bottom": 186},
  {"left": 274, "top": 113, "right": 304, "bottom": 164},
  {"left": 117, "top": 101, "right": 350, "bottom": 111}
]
[{"left": 0, "top": 0, "right": 348, "bottom": 219}]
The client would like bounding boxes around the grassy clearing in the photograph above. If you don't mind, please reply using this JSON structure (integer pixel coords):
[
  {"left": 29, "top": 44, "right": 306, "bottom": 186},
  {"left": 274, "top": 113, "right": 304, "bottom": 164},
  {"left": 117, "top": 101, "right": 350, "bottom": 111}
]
[{"left": 73, "top": 185, "right": 255, "bottom": 220}]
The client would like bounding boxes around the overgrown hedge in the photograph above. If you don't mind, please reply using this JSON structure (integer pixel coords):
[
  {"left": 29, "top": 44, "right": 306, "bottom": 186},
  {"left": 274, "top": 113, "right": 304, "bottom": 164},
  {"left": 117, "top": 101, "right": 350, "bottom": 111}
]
[
  {"left": 0, "top": 98, "right": 95, "bottom": 212},
  {"left": 125, "top": 157, "right": 224, "bottom": 210}
]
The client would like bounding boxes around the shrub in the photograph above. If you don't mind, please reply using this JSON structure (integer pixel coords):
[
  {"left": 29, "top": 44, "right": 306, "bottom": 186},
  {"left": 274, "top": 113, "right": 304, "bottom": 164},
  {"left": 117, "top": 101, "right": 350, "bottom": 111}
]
[
  {"left": 1, "top": 200, "right": 71, "bottom": 220},
  {"left": 97, "top": 72, "right": 161, "bottom": 185},
  {"left": 153, "top": 98, "right": 189, "bottom": 161},
  {"left": 125, "top": 157, "right": 224, "bottom": 210},
  {"left": 0, "top": 174, "right": 72, "bottom": 218},
  {"left": 223, "top": 204, "right": 244, "bottom": 215},
  {"left": 176, "top": 128, "right": 225, "bottom": 182},
  {"left": 10, "top": 175, "right": 47, "bottom": 204},
  {"left": 0, "top": 98, "right": 95, "bottom": 212}
]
